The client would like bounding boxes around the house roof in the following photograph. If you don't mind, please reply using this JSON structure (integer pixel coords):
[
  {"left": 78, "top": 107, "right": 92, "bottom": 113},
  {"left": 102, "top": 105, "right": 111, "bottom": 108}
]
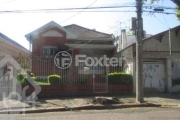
[
  {"left": 25, "top": 21, "right": 77, "bottom": 41},
  {"left": 66, "top": 44, "right": 116, "bottom": 50},
  {"left": 119, "top": 25, "right": 180, "bottom": 52},
  {"left": 25, "top": 21, "right": 114, "bottom": 41},
  {"left": 64, "top": 24, "right": 114, "bottom": 40},
  {"left": 0, "top": 33, "right": 29, "bottom": 52}
]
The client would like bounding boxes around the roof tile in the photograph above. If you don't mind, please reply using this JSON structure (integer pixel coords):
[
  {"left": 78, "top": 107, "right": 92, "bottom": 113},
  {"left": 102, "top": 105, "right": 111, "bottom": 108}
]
[{"left": 64, "top": 24, "right": 113, "bottom": 39}]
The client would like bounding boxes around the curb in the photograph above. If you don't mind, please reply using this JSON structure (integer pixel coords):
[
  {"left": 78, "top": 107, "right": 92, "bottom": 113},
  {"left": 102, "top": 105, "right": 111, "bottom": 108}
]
[{"left": 0, "top": 103, "right": 169, "bottom": 114}]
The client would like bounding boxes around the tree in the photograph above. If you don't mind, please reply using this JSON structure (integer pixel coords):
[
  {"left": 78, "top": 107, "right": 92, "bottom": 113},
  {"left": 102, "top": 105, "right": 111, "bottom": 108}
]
[{"left": 148, "top": 0, "right": 180, "bottom": 20}]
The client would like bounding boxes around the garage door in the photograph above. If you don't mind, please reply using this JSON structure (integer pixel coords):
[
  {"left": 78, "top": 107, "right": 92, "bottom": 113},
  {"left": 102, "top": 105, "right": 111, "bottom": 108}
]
[{"left": 143, "top": 62, "right": 165, "bottom": 92}]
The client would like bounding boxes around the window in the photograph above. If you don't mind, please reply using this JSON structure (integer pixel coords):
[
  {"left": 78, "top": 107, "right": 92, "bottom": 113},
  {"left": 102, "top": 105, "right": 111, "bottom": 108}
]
[
  {"left": 78, "top": 60, "right": 92, "bottom": 74},
  {"left": 42, "top": 46, "right": 57, "bottom": 56},
  {"left": 78, "top": 60, "right": 104, "bottom": 74},
  {"left": 83, "top": 67, "right": 90, "bottom": 74}
]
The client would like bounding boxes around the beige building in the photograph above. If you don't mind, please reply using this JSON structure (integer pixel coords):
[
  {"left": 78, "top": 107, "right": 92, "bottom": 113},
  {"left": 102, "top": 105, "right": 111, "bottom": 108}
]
[
  {"left": 0, "top": 33, "right": 30, "bottom": 57},
  {"left": 0, "top": 32, "right": 30, "bottom": 79}
]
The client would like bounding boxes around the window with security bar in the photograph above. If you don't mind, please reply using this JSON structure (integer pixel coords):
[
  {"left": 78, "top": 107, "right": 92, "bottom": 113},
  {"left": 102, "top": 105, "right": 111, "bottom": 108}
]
[{"left": 42, "top": 46, "right": 57, "bottom": 56}]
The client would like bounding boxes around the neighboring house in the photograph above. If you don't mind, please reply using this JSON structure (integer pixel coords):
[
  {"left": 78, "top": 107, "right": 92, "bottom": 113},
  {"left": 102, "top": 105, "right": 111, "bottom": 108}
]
[
  {"left": 117, "top": 25, "right": 180, "bottom": 93},
  {"left": 25, "top": 21, "right": 118, "bottom": 92},
  {"left": 0, "top": 33, "right": 30, "bottom": 79},
  {"left": 0, "top": 33, "right": 30, "bottom": 57},
  {"left": 114, "top": 29, "right": 152, "bottom": 53}
]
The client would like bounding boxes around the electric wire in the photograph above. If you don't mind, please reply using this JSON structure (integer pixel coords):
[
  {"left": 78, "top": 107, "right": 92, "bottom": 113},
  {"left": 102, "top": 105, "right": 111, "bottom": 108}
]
[{"left": 60, "top": 0, "right": 97, "bottom": 24}]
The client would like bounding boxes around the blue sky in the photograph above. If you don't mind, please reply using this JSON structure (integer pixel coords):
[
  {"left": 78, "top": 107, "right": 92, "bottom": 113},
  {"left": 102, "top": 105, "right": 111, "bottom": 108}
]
[{"left": 0, "top": 0, "right": 179, "bottom": 50}]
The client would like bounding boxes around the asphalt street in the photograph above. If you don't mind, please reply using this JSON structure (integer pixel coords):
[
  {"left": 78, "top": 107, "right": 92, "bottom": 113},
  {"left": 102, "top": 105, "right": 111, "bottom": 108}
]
[{"left": 1, "top": 107, "right": 180, "bottom": 120}]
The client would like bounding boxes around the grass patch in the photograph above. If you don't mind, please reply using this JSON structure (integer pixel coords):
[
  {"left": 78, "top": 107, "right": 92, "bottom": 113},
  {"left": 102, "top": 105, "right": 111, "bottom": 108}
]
[{"left": 35, "top": 81, "right": 50, "bottom": 85}]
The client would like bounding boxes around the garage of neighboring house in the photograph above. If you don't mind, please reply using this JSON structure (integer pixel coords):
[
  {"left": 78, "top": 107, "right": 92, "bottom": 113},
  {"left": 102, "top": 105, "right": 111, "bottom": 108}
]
[
  {"left": 125, "top": 59, "right": 166, "bottom": 92},
  {"left": 143, "top": 61, "right": 165, "bottom": 92}
]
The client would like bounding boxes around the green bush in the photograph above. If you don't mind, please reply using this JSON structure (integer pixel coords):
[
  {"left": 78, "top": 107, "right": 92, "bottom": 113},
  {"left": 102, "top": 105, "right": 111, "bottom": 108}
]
[
  {"left": 108, "top": 72, "right": 132, "bottom": 85},
  {"left": 27, "top": 71, "right": 36, "bottom": 80},
  {"left": 48, "top": 74, "right": 61, "bottom": 85},
  {"left": 17, "top": 72, "right": 36, "bottom": 84},
  {"left": 35, "top": 78, "right": 48, "bottom": 83},
  {"left": 17, "top": 73, "right": 28, "bottom": 84},
  {"left": 30, "top": 73, "right": 35, "bottom": 77},
  {"left": 172, "top": 78, "right": 180, "bottom": 86}
]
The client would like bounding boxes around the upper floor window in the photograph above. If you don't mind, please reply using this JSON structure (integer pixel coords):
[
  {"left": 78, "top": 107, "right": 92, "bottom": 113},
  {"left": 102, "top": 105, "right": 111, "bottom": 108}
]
[{"left": 42, "top": 46, "right": 57, "bottom": 56}]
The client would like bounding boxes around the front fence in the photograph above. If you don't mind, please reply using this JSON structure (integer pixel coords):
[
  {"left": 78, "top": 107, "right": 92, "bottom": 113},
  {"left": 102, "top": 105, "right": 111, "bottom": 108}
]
[
  {"left": 31, "top": 57, "right": 123, "bottom": 84},
  {"left": 0, "top": 55, "right": 133, "bottom": 98},
  {"left": 31, "top": 56, "right": 125, "bottom": 93}
]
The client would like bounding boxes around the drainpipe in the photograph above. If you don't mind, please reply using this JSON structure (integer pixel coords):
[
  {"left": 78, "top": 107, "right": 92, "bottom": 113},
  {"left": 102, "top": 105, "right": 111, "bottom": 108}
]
[
  {"left": 29, "top": 34, "right": 32, "bottom": 52},
  {"left": 29, "top": 34, "right": 32, "bottom": 72},
  {"left": 169, "top": 29, "right": 171, "bottom": 55},
  {"left": 167, "top": 29, "right": 172, "bottom": 93}
]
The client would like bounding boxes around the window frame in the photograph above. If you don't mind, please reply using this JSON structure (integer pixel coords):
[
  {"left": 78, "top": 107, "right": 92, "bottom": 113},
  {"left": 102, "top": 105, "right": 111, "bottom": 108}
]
[{"left": 42, "top": 46, "right": 57, "bottom": 56}]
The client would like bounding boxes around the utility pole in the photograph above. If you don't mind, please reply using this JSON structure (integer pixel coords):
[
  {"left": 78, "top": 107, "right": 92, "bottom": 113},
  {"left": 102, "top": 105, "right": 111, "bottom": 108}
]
[{"left": 136, "top": 0, "right": 144, "bottom": 103}]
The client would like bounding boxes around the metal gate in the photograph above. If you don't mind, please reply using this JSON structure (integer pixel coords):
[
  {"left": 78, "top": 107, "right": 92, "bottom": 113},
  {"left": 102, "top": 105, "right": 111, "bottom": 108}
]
[
  {"left": 0, "top": 66, "right": 14, "bottom": 100},
  {"left": 93, "top": 65, "right": 108, "bottom": 93},
  {"left": 143, "top": 62, "right": 165, "bottom": 92}
]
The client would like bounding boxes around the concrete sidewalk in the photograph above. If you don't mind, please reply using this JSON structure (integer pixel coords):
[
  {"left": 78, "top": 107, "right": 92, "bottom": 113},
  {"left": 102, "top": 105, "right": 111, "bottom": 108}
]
[
  {"left": 0, "top": 93, "right": 180, "bottom": 114},
  {"left": 34, "top": 93, "right": 180, "bottom": 108},
  {"left": 0, "top": 98, "right": 30, "bottom": 110}
]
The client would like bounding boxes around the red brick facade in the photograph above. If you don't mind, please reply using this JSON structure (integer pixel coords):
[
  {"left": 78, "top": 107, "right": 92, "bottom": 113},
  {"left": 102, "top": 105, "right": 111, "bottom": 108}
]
[
  {"left": 25, "top": 22, "right": 120, "bottom": 87},
  {"left": 32, "top": 27, "right": 74, "bottom": 57}
]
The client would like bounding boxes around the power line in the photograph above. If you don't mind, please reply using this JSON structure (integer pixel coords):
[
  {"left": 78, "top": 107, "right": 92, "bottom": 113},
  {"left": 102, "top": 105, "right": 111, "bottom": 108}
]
[
  {"left": 143, "top": 6, "right": 176, "bottom": 10},
  {"left": 162, "top": 14, "right": 170, "bottom": 28},
  {"left": 60, "top": 0, "right": 98, "bottom": 24},
  {"left": 23, "top": 4, "right": 176, "bottom": 47},
  {"left": 143, "top": 10, "right": 176, "bottom": 15},
  {"left": 0, "top": 5, "right": 136, "bottom": 13},
  {"left": 0, "top": 4, "right": 174, "bottom": 15},
  {"left": 28, "top": 0, "right": 98, "bottom": 37},
  {"left": 0, "top": 10, "right": 135, "bottom": 13},
  {"left": 153, "top": 14, "right": 169, "bottom": 28},
  {"left": 0, "top": 10, "right": 175, "bottom": 14},
  {"left": 0, "top": 5, "right": 175, "bottom": 13},
  {"left": 29, "top": 10, "right": 175, "bottom": 39}
]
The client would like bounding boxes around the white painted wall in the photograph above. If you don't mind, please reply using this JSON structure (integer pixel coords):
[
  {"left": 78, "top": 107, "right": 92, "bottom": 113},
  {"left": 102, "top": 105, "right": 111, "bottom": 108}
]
[
  {"left": 42, "top": 30, "right": 64, "bottom": 37},
  {"left": 172, "top": 59, "right": 180, "bottom": 79}
]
